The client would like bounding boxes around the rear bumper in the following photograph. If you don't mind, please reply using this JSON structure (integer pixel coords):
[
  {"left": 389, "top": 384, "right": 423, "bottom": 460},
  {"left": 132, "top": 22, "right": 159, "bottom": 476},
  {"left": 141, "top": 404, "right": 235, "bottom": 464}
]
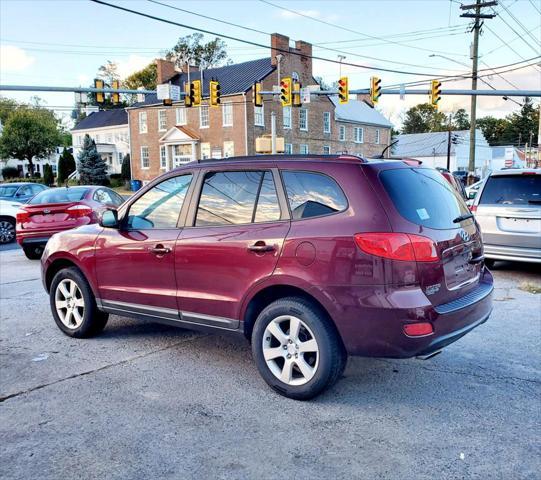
[
  {"left": 317, "top": 269, "right": 494, "bottom": 358},
  {"left": 16, "top": 228, "right": 68, "bottom": 247},
  {"left": 484, "top": 244, "right": 541, "bottom": 264}
]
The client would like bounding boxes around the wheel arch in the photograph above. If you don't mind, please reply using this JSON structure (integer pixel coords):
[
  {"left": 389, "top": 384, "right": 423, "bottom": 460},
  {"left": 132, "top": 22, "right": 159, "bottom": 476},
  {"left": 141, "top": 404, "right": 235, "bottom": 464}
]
[{"left": 44, "top": 255, "right": 96, "bottom": 296}]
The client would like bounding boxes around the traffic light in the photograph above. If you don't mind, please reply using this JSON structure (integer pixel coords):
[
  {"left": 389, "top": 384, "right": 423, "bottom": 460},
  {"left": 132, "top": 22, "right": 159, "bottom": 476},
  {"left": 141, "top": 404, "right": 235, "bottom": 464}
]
[
  {"left": 111, "top": 80, "right": 120, "bottom": 105},
  {"left": 184, "top": 82, "right": 192, "bottom": 107},
  {"left": 191, "top": 80, "right": 202, "bottom": 107},
  {"left": 94, "top": 79, "right": 104, "bottom": 104},
  {"left": 430, "top": 80, "right": 442, "bottom": 108},
  {"left": 292, "top": 81, "right": 302, "bottom": 107},
  {"left": 370, "top": 76, "right": 382, "bottom": 104},
  {"left": 338, "top": 77, "right": 349, "bottom": 104},
  {"left": 209, "top": 80, "right": 221, "bottom": 107},
  {"left": 253, "top": 82, "right": 263, "bottom": 107},
  {"left": 280, "top": 77, "right": 292, "bottom": 107}
]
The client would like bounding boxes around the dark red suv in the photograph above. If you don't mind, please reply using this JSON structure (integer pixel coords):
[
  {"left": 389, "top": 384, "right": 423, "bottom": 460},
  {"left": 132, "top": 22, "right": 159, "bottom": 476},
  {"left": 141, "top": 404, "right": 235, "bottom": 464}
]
[{"left": 41, "top": 155, "right": 493, "bottom": 400}]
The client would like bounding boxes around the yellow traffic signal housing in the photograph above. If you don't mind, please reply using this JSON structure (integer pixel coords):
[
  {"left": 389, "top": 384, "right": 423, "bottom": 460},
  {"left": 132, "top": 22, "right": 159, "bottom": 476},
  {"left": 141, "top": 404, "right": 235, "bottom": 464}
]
[
  {"left": 280, "top": 77, "right": 292, "bottom": 107},
  {"left": 338, "top": 77, "right": 348, "bottom": 104},
  {"left": 94, "top": 79, "right": 104, "bottom": 104},
  {"left": 209, "top": 80, "right": 221, "bottom": 107},
  {"left": 370, "top": 76, "right": 382, "bottom": 104},
  {"left": 111, "top": 80, "right": 120, "bottom": 105},
  {"left": 292, "top": 81, "right": 302, "bottom": 107},
  {"left": 253, "top": 82, "right": 263, "bottom": 107},
  {"left": 191, "top": 80, "right": 202, "bottom": 107},
  {"left": 184, "top": 82, "right": 192, "bottom": 107},
  {"left": 430, "top": 80, "right": 442, "bottom": 108}
]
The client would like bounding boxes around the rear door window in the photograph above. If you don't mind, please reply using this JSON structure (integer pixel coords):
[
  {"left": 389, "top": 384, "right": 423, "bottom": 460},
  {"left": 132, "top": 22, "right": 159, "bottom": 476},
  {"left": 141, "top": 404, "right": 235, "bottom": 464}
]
[
  {"left": 380, "top": 168, "right": 470, "bottom": 229},
  {"left": 282, "top": 171, "right": 347, "bottom": 220},
  {"left": 479, "top": 174, "right": 541, "bottom": 206}
]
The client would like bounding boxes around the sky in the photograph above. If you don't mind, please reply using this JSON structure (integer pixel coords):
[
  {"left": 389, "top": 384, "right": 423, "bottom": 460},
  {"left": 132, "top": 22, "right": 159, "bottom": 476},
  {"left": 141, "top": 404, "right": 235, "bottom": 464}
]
[{"left": 1, "top": 0, "right": 540, "bottom": 128}]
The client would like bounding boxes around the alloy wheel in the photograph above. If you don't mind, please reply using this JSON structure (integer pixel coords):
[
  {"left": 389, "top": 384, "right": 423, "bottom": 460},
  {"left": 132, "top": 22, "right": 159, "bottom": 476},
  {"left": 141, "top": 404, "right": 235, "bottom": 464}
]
[
  {"left": 0, "top": 220, "right": 15, "bottom": 244},
  {"left": 55, "top": 279, "right": 85, "bottom": 329},
  {"left": 262, "top": 315, "right": 319, "bottom": 386}
]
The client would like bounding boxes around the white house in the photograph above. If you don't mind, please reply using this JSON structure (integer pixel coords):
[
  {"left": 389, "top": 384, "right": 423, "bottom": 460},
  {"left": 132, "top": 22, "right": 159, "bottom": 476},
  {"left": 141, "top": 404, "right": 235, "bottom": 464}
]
[{"left": 71, "top": 109, "right": 129, "bottom": 175}]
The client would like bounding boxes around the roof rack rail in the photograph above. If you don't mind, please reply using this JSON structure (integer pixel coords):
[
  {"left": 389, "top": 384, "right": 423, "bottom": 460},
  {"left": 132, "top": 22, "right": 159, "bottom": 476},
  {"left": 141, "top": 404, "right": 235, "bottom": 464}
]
[{"left": 196, "top": 154, "right": 367, "bottom": 164}]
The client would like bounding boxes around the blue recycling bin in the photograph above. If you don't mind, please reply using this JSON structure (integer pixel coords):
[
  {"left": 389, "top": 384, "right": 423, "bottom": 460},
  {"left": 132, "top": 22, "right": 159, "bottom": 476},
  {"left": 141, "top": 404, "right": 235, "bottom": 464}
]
[{"left": 130, "top": 180, "right": 142, "bottom": 191}]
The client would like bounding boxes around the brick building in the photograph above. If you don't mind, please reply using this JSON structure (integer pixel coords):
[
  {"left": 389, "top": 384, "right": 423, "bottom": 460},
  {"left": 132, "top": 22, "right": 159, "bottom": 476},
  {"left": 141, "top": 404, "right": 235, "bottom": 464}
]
[{"left": 128, "top": 33, "right": 393, "bottom": 183}]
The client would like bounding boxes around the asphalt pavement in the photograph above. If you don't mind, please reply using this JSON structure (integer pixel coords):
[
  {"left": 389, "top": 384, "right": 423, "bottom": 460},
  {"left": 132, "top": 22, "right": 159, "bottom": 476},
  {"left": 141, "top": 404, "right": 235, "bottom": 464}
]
[{"left": 0, "top": 247, "right": 540, "bottom": 480}]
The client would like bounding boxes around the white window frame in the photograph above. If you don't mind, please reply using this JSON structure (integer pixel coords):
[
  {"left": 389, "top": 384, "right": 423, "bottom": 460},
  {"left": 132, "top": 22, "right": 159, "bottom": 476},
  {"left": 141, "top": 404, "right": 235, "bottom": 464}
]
[
  {"left": 175, "top": 107, "right": 187, "bottom": 126},
  {"left": 285, "top": 143, "right": 293, "bottom": 154},
  {"left": 200, "top": 142, "right": 211, "bottom": 160},
  {"left": 222, "top": 102, "right": 233, "bottom": 127},
  {"left": 223, "top": 141, "right": 235, "bottom": 158},
  {"left": 140, "top": 146, "right": 149, "bottom": 169},
  {"left": 375, "top": 129, "right": 380, "bottom": 145},
  {"left": 254, "top": 104, "right": 264, "bottom": 127},
  {"left": 139, "top": 111, "right": 147, "bottom": 134},
  {"left": 199, "top": 104, "right": 209, "bottom": 128},
  {"left": 299, "top": 144, "right": 308, "bottom": 154},
  {"left": 323, "top": 112, "right": 331, "bottom": 134},
  {"left": 354, "top": 127, "right": 364, "bottom": 144},
  {"left": 299, "top": 108, "right": 308, "bottom": 131},
  {"left": 323, "top": 145, "right": 331, "bottom": 154},
  {"left": 160, "top": 145, "right": 168, "bottom": 170},
  {"left": 283, "top": 106, "right": 292, "bottom": 129},
  {"left": 339, "top": 125, "right": 346, "bottom": 142},
  {"left": 158, "top": 110, "right": 167, "bottom": 132}
]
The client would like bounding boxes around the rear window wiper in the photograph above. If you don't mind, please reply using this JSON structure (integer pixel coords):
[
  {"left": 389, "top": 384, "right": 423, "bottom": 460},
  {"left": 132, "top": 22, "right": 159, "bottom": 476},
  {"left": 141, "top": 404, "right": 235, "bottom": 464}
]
[{"left": 453, "top": 213, "right": 474, "bottom": 223}]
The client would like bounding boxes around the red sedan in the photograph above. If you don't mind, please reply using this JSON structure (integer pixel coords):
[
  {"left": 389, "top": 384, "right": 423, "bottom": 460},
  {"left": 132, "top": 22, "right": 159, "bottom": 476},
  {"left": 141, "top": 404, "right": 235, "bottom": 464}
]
[{"left": 16, "top": 186, "right": 124, "bottom": 259}]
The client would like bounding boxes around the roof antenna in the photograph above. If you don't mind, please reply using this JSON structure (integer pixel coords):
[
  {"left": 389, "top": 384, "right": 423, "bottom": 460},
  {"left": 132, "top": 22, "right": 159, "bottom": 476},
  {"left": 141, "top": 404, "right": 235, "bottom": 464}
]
[{"left": 373, "top": 140, "right": 398, "bottom": 159}]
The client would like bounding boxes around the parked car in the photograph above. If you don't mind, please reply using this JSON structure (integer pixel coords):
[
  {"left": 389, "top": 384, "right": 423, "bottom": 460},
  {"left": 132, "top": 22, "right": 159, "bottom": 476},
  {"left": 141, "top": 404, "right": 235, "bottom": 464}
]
[
  {"left": 471, "top": 169, "right": 541, "bottom": 267},
  {"left": 436, "top": 168, "right": 468, "bottom": 199},
  {"left": 466, "top": 179, "right": 484, "bottom": 199},
  {"left": 0, "top": 199, "right": 22, "bottom": 244},
  {"left": 17, "top": 186, "right": 124, "bottom": 259},
  {"left": 0, "top": 182, "right": 48, "bottom": 203},
  {"left": 41, "top": 155, "right": 493, "bottom": 400}
]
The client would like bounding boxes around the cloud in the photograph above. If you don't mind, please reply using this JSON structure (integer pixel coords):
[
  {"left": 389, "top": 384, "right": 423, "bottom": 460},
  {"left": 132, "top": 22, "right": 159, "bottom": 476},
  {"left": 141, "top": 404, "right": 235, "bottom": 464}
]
[
  {"left": 0, "top": 45, "right": 35, "bottom": 72},
  {"left": 115, "top": 54, "right": 154, "bottom": 78}
]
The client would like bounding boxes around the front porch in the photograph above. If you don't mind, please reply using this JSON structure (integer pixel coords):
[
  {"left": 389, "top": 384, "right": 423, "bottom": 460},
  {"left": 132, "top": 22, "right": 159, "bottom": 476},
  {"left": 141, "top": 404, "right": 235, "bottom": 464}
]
[{"left": 159, "top": 126, "right": 200, "bottom": 171}]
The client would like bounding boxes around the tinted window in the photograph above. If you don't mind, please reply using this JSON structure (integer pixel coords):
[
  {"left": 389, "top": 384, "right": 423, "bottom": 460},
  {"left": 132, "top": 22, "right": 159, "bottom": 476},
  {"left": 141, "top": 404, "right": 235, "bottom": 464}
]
[
  {"left": 30, "top": 184, "right": 45, "bottom": 194},
  {"left": 94, "top": 189, "right": 114, "bottom": 205},
  {"left": 0, "top": 186, "right": 18, "bottom": 197},
  {"left": 282, "top": 171, "right": 347, "bottom": 220},
  {"left": 29, "top": 187, "right": 89, "bottom": 205},
  {"left": 196, "top": 171, "right": 279, "bottom": 226},
  {"left": 126, "top": 175, "right": 192, "bottom": 229},
  {"left": 380, "top": 168, "right": 470, "bottom": 229},
  {"left": 480, "top": 175, "right": 541, "bottom": 206}
]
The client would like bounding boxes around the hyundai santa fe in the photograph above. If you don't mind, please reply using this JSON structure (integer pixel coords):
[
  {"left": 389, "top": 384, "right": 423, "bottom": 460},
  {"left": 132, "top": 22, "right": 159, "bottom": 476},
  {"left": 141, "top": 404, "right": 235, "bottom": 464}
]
[{"left": 41, "top": 155, "right": 493, "bottom": 400}]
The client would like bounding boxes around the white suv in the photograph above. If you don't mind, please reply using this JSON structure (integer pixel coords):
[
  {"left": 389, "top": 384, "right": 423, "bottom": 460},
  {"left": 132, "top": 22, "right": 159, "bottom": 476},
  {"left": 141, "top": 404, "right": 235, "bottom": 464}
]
[{"left": 0, "top": 199, "right": 22, "bottom": 244}]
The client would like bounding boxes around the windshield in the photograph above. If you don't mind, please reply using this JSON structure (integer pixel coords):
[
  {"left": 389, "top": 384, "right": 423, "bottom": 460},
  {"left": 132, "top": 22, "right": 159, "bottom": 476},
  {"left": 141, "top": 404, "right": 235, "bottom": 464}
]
[
  {"left": 0, "top": 186, "right": 19, "bottom": 197},
  {"left": 29, "top": 187, "right": 89, "bottom": 205},
  {"left": 479, "top": 175, "right": 541, "bottom": 206},
  {"left": 380, "top": 168, "right": 471, "bottom": 229}
]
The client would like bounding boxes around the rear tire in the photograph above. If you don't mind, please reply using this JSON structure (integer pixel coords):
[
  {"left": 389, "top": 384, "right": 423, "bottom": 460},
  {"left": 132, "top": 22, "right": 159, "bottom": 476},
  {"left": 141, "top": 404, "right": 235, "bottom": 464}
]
[
  {"left": 23, "top": 245, "right": 43, "bottom": 260},
  {"left": 252, "top": 297, "right": 347, "bottom": 400},
  {"left": 0, "top": 217, "right": 15, "bottom": 244},
  {"left": 50, "top": 267, "right": 108, "bottom": 338}
]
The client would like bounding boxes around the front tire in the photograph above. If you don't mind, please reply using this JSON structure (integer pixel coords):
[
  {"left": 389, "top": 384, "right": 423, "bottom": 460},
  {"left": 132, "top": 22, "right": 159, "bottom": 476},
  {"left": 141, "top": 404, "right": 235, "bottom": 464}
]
[
  {"left": 252, "top": 297, "right": 346, "bottom": 400},
  {"left": 0, "top": 218, "right": 15, "bottom": 244},
  {"left": 23, "top": 245, "right": 43, "bottom": 260},
  {"left": 50, "top": 267, "right": 108, "bottom": 338}
]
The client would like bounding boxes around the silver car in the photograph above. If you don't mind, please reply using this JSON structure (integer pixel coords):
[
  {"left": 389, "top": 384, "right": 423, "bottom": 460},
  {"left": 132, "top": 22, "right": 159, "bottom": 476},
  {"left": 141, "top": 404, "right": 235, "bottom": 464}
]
[{"left": 472, "top": 169, "right": 541, "bottom": 266}]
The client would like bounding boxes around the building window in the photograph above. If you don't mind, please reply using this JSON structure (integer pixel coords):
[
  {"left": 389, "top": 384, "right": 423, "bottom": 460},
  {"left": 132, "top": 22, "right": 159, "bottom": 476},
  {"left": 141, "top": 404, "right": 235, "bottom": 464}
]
[
  {"left": 158, "top": 110, "right": 167, "bottom": 131},
  {"left": 139, "top": 112, "right": 147, "bottom": 133},
  {"left": 299, "top": 109, "right": 308, "bottom": 131},
  {"left": 323, "top": 112, "right": 331, "bottom": 134},
  {"left": 141, "top": 146, "right": 149, "bottom": 169},
  {"left": 285, "top": 143, "right": 293, "bottom": 154},
  {"left": 223, "top": 141, "right": 235, "bottom": 158},
  {"left": 160, "top": 145, "right": 167, "bottom": 169},
  {"left": 222, "top": 102, "right": 233, "bottom": 127},
  {"left": 375, "top": 129, "right": 380, "bottom": 145},
  {"left": 175, "top": 107, "right": 186, "bottom": 125},
  {"left": 200, "top": 105, "right": 209, "bottom": 128},
  {"left": 323, "top": 145, "right": 331, "bottom": 154},
  {"left": 300, "top": 144, "right": 308, "bottom": 154},
  {"left": 283, "top": 107, "right": 292, "bottom": 129},
  {"left": 254, "top": 105, "right": 264, "bottom": 126},
  {"left": 339, "top": 125, "right": 346, "bottom": 141},
  {"left": 117, "top": 152, "right": 123, "bottom": 164},
  {"left": 354, "top": 127, "right": 364, "bottom": 143},
  {"left": 200, "top": 142, "right": 211, "bottom": 160}
]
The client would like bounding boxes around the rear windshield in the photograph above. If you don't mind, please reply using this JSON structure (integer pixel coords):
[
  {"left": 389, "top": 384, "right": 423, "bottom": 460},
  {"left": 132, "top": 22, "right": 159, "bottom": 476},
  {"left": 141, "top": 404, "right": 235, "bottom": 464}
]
[
  {"left": 29, "top": 187, "right": 89, "bottom": 205},
  {"left": 380, "top": 168, "right": 471, "bottom": 229},
  {"left": 479, "top": 175, "right": 541, "bottom": 206},
  {"left": 0, "top": 186, "right": 19, "bottom": 197}
]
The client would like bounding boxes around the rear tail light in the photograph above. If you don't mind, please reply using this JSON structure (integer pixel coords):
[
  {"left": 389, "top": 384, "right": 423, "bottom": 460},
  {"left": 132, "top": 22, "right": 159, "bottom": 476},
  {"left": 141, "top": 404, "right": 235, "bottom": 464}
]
[
  {"left": 66, "top": 204, "right": 93, "bottom": 218},
  {"left": 16, "top": 210, "right": 30, "bottom": 224},
  {"left": 403, "top": 322, "right": 434, "bottom": 337},
  {"left": 469, "top": 205, "right": 477, "bottom": 212},
  {"left": 354, "top": 232, "right": 438, "bottom": 262}
]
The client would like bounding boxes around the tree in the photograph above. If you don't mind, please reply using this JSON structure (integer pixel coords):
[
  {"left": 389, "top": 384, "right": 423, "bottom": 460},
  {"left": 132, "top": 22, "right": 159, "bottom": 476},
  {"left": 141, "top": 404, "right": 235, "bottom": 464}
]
[
  {"left": 477, "top": 116, "right": 507, "bottom": 146},
  {"left": 452, "top": 108, "right": 470, "bottom": 130},
  {"left": 502, "top": 98, "right": 538, "bottom": 146},
  {"left": 1, "top": 166, "right": 19, "bottom": 179},
  {"left": 77, "top": 135, "right": 108, "bottom": 185},
  {"left": 124, "top": 62, "right": 158, "bottom": 91},
  {"left": 165, "top": 33, "right": 228, "bottom": 69},
  {"left": 0, "top": 108, "right": 60, "bottom": 175},
  {"left": 401, "top": 103, "right": 447, "bottom": 133},
  {"left": 0, "top": 96, "right": 19, "bottom": 124},
  {"left": 121, "top": 153, "right": 131, "bottom": 183},
  {"left": 57, "top": 148, "right": 76, "bottom": 185},
  {"left": 97, "top": 60, "right": 120, "bottom": 85},
  {"left": 43, "top": 163, "right": 54, "bottom": 186}
]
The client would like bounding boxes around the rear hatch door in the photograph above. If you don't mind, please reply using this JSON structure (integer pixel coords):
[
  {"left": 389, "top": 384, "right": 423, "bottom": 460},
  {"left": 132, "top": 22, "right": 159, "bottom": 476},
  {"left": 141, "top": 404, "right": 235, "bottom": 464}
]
[{"left": 20, "top": 202, "right": 82, "bottom": 231}]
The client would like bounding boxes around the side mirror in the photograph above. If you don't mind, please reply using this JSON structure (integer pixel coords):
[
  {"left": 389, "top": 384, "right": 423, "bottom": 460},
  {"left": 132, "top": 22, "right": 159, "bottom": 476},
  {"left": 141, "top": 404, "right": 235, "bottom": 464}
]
[{"left": 99, "top": 209, "right": 119, "bottom": 228}]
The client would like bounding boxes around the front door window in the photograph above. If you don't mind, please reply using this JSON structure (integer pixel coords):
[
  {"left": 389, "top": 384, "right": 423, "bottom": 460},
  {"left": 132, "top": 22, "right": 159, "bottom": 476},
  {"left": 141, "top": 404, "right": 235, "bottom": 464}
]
[{"left": 173, "top": 144, "right": 192, "bottom": 167}]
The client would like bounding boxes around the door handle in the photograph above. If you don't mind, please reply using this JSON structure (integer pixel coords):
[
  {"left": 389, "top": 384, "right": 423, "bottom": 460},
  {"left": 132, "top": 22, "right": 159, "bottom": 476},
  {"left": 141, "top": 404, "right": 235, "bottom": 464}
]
[
  {"left": 148, "top": 245, "right": 172, "bottom": 255},
  {"left": 248, "top": 242, "right": 276, "bottom": 253}
]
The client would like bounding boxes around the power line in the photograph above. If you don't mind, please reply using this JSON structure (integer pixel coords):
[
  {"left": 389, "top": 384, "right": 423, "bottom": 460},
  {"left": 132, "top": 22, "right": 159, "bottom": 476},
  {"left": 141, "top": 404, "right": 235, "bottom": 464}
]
[
  {"left": 480, "top": 24, "right": 540, "bottom": 58},
  {"left": 490, "top": 6, "right": 541, "bottom": 56},
  {"left": 529, "top": 0, "right": 541, "bottom": 15},
  {"left": 499, "top": 2, "right": 541, "bottom": 50}
]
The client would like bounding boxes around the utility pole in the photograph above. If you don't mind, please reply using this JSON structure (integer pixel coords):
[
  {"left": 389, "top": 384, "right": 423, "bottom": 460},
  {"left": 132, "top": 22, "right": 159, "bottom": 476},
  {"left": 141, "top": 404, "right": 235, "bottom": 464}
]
[
  {"left": 460, "top": 0, "right": 497, "bottom": 184},
  {"left": 271, "top": 111, "right": 277, "bottom": 154},
  {"left": 447, "top": 114, "right": 453, "bottom": 171}
]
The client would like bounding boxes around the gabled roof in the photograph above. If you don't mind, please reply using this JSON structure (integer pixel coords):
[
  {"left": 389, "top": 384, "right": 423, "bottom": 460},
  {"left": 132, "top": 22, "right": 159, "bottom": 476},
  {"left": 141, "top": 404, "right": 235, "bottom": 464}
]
[
  {"left": 330, "top": 97, "right": 392, "bottom": 128},
  {"left": 159, "top": 126, "right": 200, "bottom": 143},
  {"left": 394, "top": 129, "right": 487, "bottom": 157},
  {"left": 132, "top": 57, "right": 275, "bottom": 108},
  {"left": 72, "top": 109, "right": 128, "bottom": 131}
]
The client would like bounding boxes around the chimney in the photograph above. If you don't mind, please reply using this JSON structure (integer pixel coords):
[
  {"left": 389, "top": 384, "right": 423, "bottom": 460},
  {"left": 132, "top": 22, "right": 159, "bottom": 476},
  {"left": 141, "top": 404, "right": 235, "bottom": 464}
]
[
  {"left": 156, "top": 59, "right": 177, "bottom": 84},
  {"left": 294, "top": 40, "right": 313, "bottom": 78},
  {"left": 271, "top": 33, "right": 290, "bottom": 65},
  {"left": 356, "top": 93, "right": 374, "bottom": 108}
]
